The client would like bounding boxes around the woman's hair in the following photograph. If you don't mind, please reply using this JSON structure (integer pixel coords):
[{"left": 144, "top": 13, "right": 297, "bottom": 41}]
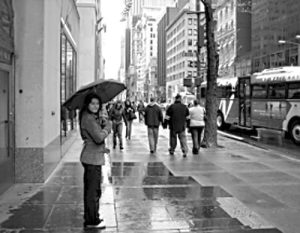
[
  {"left": 124, "top": 99, "right": 131, "bottom": 107},
  {"left": 79, "top": 93, "right": 102, "bottom": 124}
]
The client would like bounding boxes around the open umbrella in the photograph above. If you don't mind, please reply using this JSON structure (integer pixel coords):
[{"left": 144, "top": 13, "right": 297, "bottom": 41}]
[{"left": 63, "top": 79, "right": 126, "bottom": 110}]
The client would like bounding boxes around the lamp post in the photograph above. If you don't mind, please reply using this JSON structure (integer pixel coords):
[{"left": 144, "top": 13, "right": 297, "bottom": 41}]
[{"left": 278, "top": 36, "right": 300, "bottom": 66}]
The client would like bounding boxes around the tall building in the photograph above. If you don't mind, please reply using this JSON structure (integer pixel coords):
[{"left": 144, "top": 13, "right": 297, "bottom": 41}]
[
  {"left": 166, "top": 9, "right": 199, "bottom": 102},
  {"left": 157, "top": 7, "right": 179, "bottom": 102},
  {"left": 214, "top": 0, "right": 251, "bottom": 78},
  {"left": 252, "top": 0, "right": 300, "bottom": 72}
]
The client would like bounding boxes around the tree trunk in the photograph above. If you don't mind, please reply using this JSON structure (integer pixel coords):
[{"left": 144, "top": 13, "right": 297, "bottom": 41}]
[{"left": 201, "top": 0, "right": 218, "bottom": 148}]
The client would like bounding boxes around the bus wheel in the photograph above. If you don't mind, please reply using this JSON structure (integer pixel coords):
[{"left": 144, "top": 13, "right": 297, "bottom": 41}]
[
  {"left": 216, "top": 113, "right": 224, "bottom": 129},
  {"left": 290, "top": 120, "right": 300, "bottom": 145}
]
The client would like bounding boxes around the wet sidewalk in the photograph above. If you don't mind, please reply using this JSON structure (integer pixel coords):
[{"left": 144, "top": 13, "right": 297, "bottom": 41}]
[{"left": 0, "top": 121, "right": 300, "bottom": 233}]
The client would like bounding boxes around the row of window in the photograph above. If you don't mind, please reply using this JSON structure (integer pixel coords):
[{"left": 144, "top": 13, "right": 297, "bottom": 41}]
[
  {"left": 201, "top": 82, "right": 300, "bottom": 100},
  {"left": 167, "top": 71, "right": 186, "bottom": 81},
  {"left": 167, "top": 61, "right": 186, "bottom": 73},
  {"left": 188, "top": 18, "right": 198, "bottom": 26},
  {"left": 167, "top": 19, "right": 185, "bottom": 40},
  {"left": 252, "top": 82, "right": 300, "bottom": 99},
  {"left": 217, "top": 2, "right": 234, "bottom": 21},
  {"left": 167, "top": 30, "right": 185, "bottom": 49},
  {"left": 167, "top": 40, "right": 185, "bottom": 57},
  {"left": 188, "top": 29, "right": 198, "bottom": 36},
  {"left": 217, "top": 20, "right": 234, "bottom": 34}
]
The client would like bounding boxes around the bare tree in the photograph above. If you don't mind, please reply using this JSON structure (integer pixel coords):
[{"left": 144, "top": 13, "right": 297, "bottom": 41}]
[{"left": 200, "top": 0, "right": 219, "bottom": 148}]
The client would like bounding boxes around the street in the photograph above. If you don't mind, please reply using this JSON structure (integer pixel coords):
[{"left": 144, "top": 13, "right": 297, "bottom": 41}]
[
  {"left": 219, "top": 126, "right": 300, "bottom": 160},
  {"left": 0, "top": 121, "right": 299, "bottom": 233}
]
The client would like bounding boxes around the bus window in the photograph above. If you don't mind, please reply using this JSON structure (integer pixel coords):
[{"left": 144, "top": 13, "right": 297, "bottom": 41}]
[
  {"left": 268, "top": 83, "right": 286, "bottom": 99},
  {"left": 288, "top": 83, "right": 300, "bottom": 99},
  {"left": 252, "top": 84, "right": 267, "bottom": 99},
  {"left": 217, "top": 86, "right": 233, "bottom": 98}
]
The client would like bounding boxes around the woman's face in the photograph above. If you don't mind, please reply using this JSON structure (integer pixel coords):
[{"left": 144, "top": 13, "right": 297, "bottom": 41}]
[{"left": 88, "top": 98, "right": 100, "bottom": 113}]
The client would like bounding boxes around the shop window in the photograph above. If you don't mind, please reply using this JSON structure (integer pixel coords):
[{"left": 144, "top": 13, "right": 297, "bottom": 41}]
[{"left": 60, "top": 33, "right": 77, "bottom": 138}]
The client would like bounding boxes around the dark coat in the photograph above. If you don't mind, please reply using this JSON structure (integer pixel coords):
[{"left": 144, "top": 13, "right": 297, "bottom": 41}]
[
  {"left": 165, "top": 101, "right": 189, "bottom": 132},
  {"left": 110, "top": 105, "right": 127, "bottom": 125},
  {"left": 144, "top": 103, "right": 163, "bottom": 127},
  {"left": 124, "top": 105, "right": 136, "bottom": 121},
  {"left": 79, "top": 111, "right": 112, "bottom": 165}
]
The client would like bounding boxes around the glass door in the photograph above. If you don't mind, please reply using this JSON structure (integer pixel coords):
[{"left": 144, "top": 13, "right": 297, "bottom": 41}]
[
  {"left": 0, "top": 69, "right": 14, "bottom": 194},
  {"left": 238, "top": 77, "right": 251, "bottom": 127}
]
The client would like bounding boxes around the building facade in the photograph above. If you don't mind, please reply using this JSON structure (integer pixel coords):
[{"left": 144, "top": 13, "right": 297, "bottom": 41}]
[
  {"left": 252, "top": 0, "right": 300, "bottom": 72},
  {"left": 157, "top": 7, "right": 179, "bottom": 102},
  {"left": 214, "top": 0, "right": 251, "bottom": 79},
  {"left": 166, "top": 9, "right": 199, "bottom": 102},
  {"left": 0, "top": 0, "right": 103, "bottom": 195}
]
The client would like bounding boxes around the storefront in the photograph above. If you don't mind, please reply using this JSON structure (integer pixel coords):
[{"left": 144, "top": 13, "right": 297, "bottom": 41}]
[
  {"left": 0, "top": 0, "right": 80, "bottom": 194},
  {"left": 0, "top": 0, "right": 15, "bottom": 194}
]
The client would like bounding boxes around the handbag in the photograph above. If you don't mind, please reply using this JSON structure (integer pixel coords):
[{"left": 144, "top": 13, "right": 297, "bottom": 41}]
[{"left": 129, "top": 111, "right": 137, "bottom": 120}]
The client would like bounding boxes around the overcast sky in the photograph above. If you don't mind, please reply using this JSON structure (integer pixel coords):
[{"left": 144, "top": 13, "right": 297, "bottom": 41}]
[{"left": 102, "top": 1, "right": 125, "bottom": 80}]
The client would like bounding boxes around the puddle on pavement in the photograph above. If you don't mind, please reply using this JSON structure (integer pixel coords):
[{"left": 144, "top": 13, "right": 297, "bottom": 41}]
[{"left": 0, "top": 161, "right": 283, "bottom": 233}]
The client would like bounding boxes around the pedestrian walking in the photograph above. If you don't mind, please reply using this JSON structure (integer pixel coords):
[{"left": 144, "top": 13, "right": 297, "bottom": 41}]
[
  {"left": 144, "top": 97, "right": 163, "bottom": 154},
  {"left": 109, "top": 100, "right": 127, "bottom": 150},
  {"left": 188, "top": 99, "right": 206, "bottom": 154},
  {"left": 79, "top": 93, "right": 112, "bottom": 229},
  {"left": 164, "top": 94, "right": 190, "bottom": 157},
  {"left": 137, "top": 100, "right": 145, "bottom": 122},
  {"left": 124, "top": 99, "right": 136, "bottom": 140}
]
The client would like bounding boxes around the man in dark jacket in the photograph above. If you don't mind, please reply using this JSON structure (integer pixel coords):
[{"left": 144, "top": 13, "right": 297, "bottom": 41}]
[
  {"left": 144, "top": 97, "right": 163, "bottom": 153},
  {"left": 164, "top": 94, "right": 190, "bottom": 157}
]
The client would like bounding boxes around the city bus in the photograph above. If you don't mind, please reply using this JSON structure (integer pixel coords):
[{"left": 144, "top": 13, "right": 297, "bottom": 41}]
[{"left": 200, "top": 66, "right": 300, "bottom": 144}]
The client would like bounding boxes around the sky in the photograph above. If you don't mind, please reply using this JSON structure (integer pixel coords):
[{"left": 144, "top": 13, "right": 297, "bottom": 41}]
[{"left": 102, "top": 1, "right": 126, "bottom": 79}]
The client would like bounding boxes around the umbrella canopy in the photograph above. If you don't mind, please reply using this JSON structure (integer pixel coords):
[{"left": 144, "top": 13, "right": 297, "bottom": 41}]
[{"left": 63, "top": 79, "right": 126, "bottom": 110}]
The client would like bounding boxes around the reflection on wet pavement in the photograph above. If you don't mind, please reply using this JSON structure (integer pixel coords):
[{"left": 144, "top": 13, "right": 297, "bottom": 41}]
[{"left": 0, "top": 148, "right": 284, "bottom": 232}]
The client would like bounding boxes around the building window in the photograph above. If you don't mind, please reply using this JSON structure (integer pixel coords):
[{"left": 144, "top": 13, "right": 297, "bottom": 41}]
[
  {"left": 188, "top": 18, "right": 193, "bottom": 25},
  {"left": 188, "top": 29, "right": 192, "bottom": 35},
  {"left": 60, "top": 33, "right": 77, "bottom": 138}
]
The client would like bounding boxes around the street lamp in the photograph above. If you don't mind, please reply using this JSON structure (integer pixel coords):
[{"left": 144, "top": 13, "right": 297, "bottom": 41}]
[{"left": 278, "top": 36, "right": 300, "bottom": 66}]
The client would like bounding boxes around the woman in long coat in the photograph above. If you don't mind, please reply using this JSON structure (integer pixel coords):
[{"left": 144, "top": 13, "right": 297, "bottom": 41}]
[{"left": 79, "top": 93, "right": 112, "bottom": 229}]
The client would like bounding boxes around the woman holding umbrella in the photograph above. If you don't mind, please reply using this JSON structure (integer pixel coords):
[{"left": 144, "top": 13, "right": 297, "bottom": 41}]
[{"left": 79, "top": 93, "right": 112, "bottom": 229}]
